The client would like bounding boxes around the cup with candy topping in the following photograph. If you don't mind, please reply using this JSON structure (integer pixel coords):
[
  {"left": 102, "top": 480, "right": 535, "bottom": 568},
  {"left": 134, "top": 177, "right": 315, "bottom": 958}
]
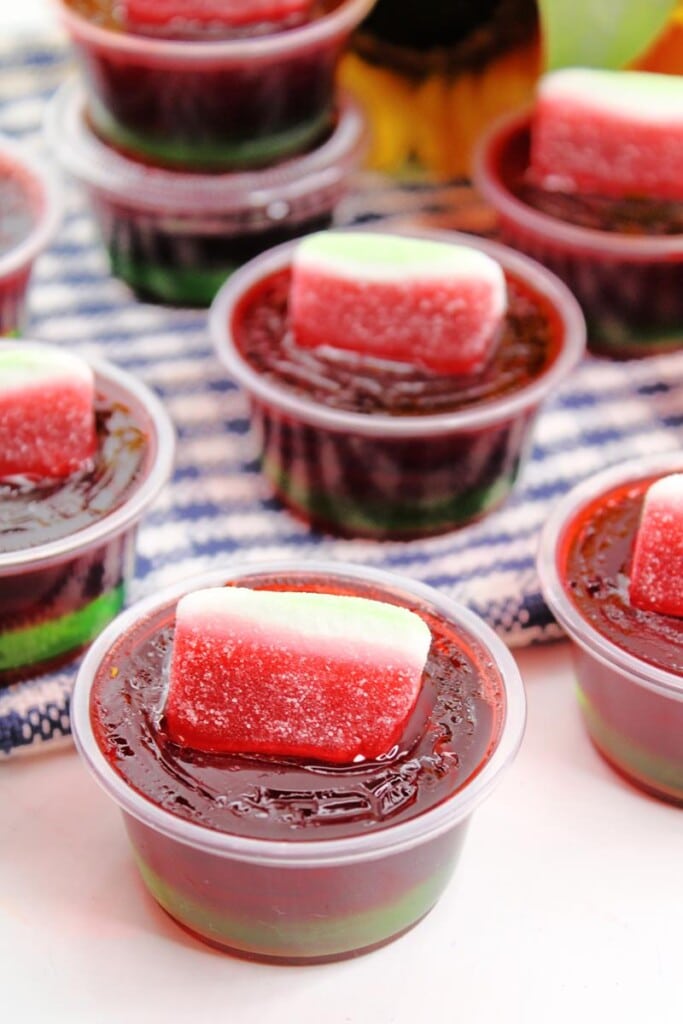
[
  {"left": 475, "top": 68, "right": 683, "bottom": 358},
  {"left": 537, "top": 451, "right": 683, "bottom": 804},
  {"left": 0, "top": 342, "right": 174, "bottom": 685},
  {"left": 0, "top": 135, "right": 61, "bottom": 337},
  {"left": 53, "top": 0, "right": 375, "bottom": 171},
  {"left": 210, "top": 228, "right": 585, "bottom": 540},
  {"left": 46, "top": 78, "right": 367, "bottom": 307},
  {"left": 71, "top": 560, "right": 526, "bottom": 963}
]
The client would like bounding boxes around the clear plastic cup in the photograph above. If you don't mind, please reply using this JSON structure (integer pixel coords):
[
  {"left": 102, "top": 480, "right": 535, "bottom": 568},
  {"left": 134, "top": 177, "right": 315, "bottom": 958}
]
[
  {"left": 209, "top": 229, "right": 585, "bottom": 539},
  {"left": 45, "top": 78, "right": 367, "bottom": 307},
  {"left": 0, "top": 342, "right": 175, "bottom": 685},
  {"left": 537, "top": 451, "right": 683, "bottom": 805},
  {"left": 53, "top": 0, "right": 375, "bottom": 171},
  {"left": 71, "top": 560, "right": 526, "bottom": 963},
  {"left": 0, "top": 136, "right": 62, "bottom": 337},
  {"left": 474, "top": 110, "right": 683, "bottom": 359}
]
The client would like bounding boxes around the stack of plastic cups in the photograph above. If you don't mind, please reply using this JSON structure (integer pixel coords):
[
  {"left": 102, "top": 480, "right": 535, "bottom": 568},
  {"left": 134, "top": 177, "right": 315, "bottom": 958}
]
[{"left": 47, "top": 0, "right": 373, "bottom": 306}]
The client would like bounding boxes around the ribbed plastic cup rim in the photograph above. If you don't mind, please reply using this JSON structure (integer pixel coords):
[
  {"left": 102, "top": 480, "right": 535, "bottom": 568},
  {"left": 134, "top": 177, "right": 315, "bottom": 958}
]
[
  {"left": 44, "top": 78, "right": 368, "bottom": 218},
  {"left": 209, "top": 228, "right": 586, "bottom": 438},
  {"left": 71, "top": 560, "right": 527, "bottom": 867},
  {"left": 474, "top": 109, "right": 683, "bottom": 261},
  {"left": 0, "top": 134, "right": 62, "bottom": 281},
  {"left": 0, "top": 341, "right": 176, "bottom": 573},
  {"left": 537, "top": 449, "right": 683, "bottom": 701},
  {"left": 53, "top": 0, "right": 376, "bottom": 63}
]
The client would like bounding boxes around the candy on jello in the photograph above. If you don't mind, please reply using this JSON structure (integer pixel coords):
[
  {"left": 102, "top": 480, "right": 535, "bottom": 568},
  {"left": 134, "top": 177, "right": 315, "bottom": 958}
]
[
  {"left": 165, "top": 587, "right": 431, "bottom": 761},
  {"left": 123, "top": 0, "right": 314, "bottom": 33},
  {"left": 290, "top": 232, "right": 507, "bottom": 376},
  {"left": 0, "top": 346, "right": 96, "bottom": 480},
  {"left": 629, "top": 474, "right": 683, "bottom": 617},
  {"left": 530, "top": 68, "right": 683, "bottom": 201}
]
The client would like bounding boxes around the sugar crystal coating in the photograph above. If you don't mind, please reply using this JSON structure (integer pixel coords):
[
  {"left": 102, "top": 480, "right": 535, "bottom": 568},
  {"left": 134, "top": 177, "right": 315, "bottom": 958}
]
[
  {"left": 530, "top": 68, "right": 683, "bottom": 201},
  {"left": 0, "top": 344, "right": 96, "bottom": 480},
  {"left": 629, "top": 474, "right": 683, "bottom": 618},
  {"left": 165, "top": 587, "right": 432, "bottom": 763},
  {"left": 290, "top": 232, "right": 507, "bottom": 376}
]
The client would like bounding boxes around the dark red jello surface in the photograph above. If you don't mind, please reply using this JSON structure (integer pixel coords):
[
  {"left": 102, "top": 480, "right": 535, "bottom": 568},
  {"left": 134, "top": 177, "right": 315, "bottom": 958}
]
[
  {"left": 562, "top": 475, "right": 683, "bottom": 675},
  {"left": 233, "top": 267, "right": 561, "bottom": 416},
  {"left": 91, "top": 572, "right": 502, "bottom": 841}
]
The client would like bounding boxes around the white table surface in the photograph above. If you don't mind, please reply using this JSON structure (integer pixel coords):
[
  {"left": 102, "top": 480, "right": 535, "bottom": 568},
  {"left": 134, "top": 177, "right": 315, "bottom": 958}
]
[{"left": 2, "top": 4, "right": 682, "bottom": 1021}]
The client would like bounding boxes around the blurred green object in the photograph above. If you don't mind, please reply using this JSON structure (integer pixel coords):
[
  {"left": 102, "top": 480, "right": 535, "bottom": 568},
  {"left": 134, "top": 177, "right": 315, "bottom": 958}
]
[{"left": 538, "top": 0, "right": 677, "bottom": 69}]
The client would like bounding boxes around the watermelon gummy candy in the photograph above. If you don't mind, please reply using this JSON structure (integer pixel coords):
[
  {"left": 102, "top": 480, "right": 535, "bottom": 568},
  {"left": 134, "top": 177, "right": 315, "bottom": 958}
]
[
  {"left": 122, "top": 0, "right": 313, "bottom": 32},
  {"left": 0, "top": 345, "right": 96, "bottom": 481},
  {"left": 530, "top": 68, "right": 683, "bottom": 202},
  {"left": 629, "top": 474, "right": 683, "bottom": 618},
  {"left": 165, "top": 587, "right": 432, "bottom": 762},
  {"left": 290, "top": 232, "right": 507, "bottom": 376}
]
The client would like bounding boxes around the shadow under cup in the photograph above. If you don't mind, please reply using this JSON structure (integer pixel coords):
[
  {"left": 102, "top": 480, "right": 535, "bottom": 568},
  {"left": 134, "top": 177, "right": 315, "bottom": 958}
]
[
  {"left": 70, "top": 562, "right": 526, "bottom": 963},
  {"left": 210, "top": 231, "right": 585, "bottom": 540}
]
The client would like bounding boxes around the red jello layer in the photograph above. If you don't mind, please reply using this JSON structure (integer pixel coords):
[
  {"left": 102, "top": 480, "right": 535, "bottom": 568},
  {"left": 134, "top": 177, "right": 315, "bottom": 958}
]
[{"left": 561, "top": 475, "right": 683, "bottom": 676}]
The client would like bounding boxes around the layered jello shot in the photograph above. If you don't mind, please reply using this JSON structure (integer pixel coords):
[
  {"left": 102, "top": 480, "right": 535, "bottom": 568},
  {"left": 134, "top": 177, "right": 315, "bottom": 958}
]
[
  {"left": 0, "top": 136, "right": 61, "bottom": 336},
  {"left": 0, "top": 342, "right": 174, "bottom": 685},
  {"left": 211, "top": 229, "right": 584, "bottom": 539},
  {"left": 71, "top": 561, "right": 525, "bottom": 963},
  {"left": 538, "top": 452, "right": 683, "bottom": 805},
  {"left": 54, "top": 0, "right": 375, "bottom": 171},
  {"left": 46, "top": 79, "right": 366, "bottom": 306},
  {"left": 475, "top": 68, "right": 683, "bottom": 357}
]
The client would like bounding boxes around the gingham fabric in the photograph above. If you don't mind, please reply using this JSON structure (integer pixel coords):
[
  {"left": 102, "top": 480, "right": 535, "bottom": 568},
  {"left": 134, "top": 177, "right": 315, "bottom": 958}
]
[{"left": 1, "top": 36, "right": 683, "bottom": 757}]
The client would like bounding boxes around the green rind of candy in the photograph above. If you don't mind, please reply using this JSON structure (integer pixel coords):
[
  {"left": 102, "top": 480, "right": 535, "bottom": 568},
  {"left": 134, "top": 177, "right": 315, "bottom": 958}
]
[
  {"left": 108, "top": 250, "right": 235, "bottom": 307},
  {"left": 91, "top": 97, "right": 332, "bottom": 170},
  {"left": 262, "top": 454, "right": 516, "bottom": 536},
  {"left": 0, "top": 328, "right": 21, "bottom": 339},
  {"left": 577, "top": 687, "right": 683, "bottom": 801},
  {"left": 0, "top": 583, "right": 125, "bottom": 672},
  {"left": 135, "top": 853, "right": 452, "bottom": 960}
]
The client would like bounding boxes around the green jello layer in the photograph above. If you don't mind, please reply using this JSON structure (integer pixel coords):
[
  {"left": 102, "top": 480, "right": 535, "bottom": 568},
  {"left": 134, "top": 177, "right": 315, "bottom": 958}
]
[
  {"left": 589, "top": 318, "right": 683, "bottom": 357},
  {"left": 91, "top": 97, "right": 331, "bottom": 170},
  {"left": 0, "top": 583, "right": 125, "bottom": 672},
  {"left": 135, "top": 853, "right": 452, "bottom": 961},
  {"left": 577, "top": 687, "right": 683, "bottom": 802},
  {"left": 109, "top": 250, "right": 234, "bottom": 307},
  {"left": 262, "top": 454, "right": 516, "bottom": 537}
]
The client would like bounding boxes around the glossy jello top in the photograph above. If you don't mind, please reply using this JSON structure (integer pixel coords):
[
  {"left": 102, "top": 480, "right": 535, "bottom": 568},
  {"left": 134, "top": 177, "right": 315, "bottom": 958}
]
[
  {"left": 0, "top": 387, "right": 148, "bottom": 555},
  {"left": 0, "top": 168, "right": 36, "bottom": 260},
  {"left": 561, "top": 474, "right": 683, "bottom": 676},
  {"left": 66, "top": 0, "right": 343, "bottom": 39},
  {"left": 232, "top": 266, "right": 562, "bottom": 417},
  {"left": 90, "top": 570, "right": 505, "bottom": 841}
]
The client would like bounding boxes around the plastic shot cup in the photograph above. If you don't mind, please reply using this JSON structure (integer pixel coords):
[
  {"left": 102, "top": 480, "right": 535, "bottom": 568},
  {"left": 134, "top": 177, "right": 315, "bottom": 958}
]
[
  {"left": 70, "top": 560, "right": 526, "bottom": 963},
  {"left": 210, "top": 230, "right": 585, "bottom": 540},
  {"left": 0, "top": 136, "right": 61, "bottom": 336},
  {"left": 45, "top": 78, "right": 367, "bottom": 307},
  {"left": 474, "top": 111, "right": 683, "bottom": 359},
  {"left": 53, "top": 0, "right": 375, "bottom": 171},
  {"left": 0, "top": 343, "right": 175, "bottom": 685},
  {"left": 537, "top": 451, "right": 683, "bottom": 805}
]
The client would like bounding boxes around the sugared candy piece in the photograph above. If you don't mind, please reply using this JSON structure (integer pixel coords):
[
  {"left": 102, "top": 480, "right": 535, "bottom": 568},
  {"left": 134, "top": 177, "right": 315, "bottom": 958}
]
[
  {"left": 530, "top": 68, "right": 683, "bottom": 201},
  {"left": 629, "top": 474, "right": 683, "bottom": 618},
  {"left": 165, "top": 587, "right": 432, "bottom": 763},
  {"left": 290, "top": 232, "right": 507, "bottom": 376},
  {"left": 123, "top": 0, "right": 312, "bottom": 31},
  {"left": 0, "top": 345, "right": 96, "bottom": 480}
]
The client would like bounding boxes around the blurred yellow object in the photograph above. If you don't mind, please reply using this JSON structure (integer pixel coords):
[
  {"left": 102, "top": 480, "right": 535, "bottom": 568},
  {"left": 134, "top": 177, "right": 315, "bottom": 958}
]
[{"left": 340, "top": 0, "right": 682, "bottom": 180}]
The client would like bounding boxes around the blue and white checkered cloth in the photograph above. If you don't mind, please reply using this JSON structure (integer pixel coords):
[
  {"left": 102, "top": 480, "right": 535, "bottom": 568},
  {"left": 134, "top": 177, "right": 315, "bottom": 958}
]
[{"left": 2, "top": 36, "right": 683, "bottom": 757}]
